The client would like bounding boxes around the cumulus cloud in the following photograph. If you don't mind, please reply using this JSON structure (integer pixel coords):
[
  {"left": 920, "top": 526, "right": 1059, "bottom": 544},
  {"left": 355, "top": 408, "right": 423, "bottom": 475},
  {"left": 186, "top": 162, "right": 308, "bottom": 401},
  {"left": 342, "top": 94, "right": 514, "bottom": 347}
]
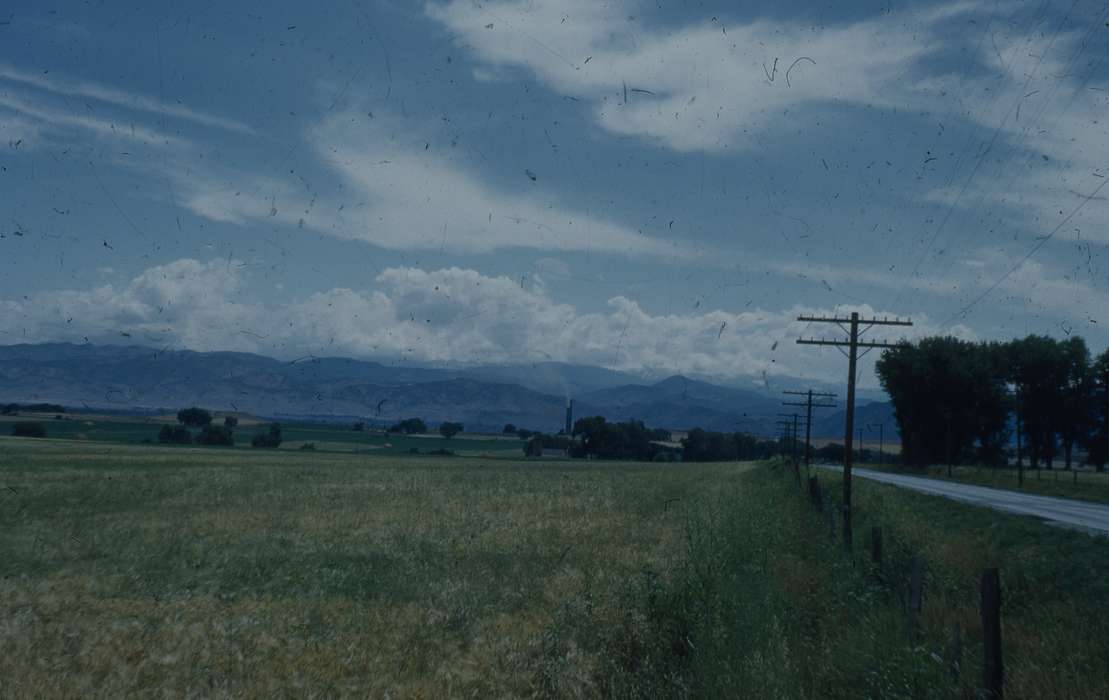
[{"left": 0, "top": 259, "right": 969, "bottom": 387}]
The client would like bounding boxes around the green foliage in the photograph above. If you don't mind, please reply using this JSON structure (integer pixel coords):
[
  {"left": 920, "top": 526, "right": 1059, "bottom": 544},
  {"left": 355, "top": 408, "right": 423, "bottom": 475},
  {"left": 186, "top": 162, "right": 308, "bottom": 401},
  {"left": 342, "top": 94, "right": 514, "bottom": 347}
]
[
  {"left": 388, "top": 418, "right": 427, "bottom": 435},
  {"left": 681, "top": 428, "right": 777, "bottom": 462},
  {"left": 11, "top": 421, "right": 46, "bottom": 438},
  {"left": 196, "top": 424, "right": 234, "bottom": 446},
  {"left": 571, "top": 416, "right": 676, "bottom": 461},
  {"left": 1087, "top": 349, "right": 1109, "bottom": 470},
  {"left": 877, "top": 337, "right": 1010, "bottom": 467},
  {"left": 223, "top": 415, "right": 238, "bottom": 428},
  {"left": 438, "top": 421, "right": 463, "bottom": 439},
  {"left": 176, "top": 407, "right": 212, "bottom": 428},
  {"left": 251, "top": 423, "right": 283, "bottom": 448},
  {"left": 515, "top": 428, "right": 533, "bottom": 440},
  {"left": 157, "top": 425, "right": 192, "bottom": 445},
  {"left": 502, "top": 423, "right": 517, "bottom": 434},
  {"left": 351, "top": 421, "right": 365, "bottom": 431},
  {"left": 524, "top": 436, "right": 545, "bottom": 457}
]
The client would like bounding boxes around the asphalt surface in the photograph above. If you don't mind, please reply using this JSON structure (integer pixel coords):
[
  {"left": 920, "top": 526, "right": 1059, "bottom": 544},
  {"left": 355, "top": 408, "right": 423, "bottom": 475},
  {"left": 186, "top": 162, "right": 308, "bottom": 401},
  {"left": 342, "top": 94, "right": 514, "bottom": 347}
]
[{"left": 817, "top": 465, "right": 1109, "bottom": 537}]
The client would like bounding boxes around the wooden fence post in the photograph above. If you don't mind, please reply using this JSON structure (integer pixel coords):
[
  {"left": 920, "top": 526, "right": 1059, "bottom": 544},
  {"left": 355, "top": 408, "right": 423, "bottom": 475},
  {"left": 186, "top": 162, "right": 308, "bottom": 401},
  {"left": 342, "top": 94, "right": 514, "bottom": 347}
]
[{"left": 981, "top": 568, "right": 1003, "bottom": 698}]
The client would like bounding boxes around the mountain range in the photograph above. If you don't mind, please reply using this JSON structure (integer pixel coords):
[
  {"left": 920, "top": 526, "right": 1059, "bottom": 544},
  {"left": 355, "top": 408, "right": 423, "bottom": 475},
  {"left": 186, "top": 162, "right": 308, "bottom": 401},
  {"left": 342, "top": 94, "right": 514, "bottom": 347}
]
[{"left": 0, "top": 343, "right": 895, "bottom": 437}]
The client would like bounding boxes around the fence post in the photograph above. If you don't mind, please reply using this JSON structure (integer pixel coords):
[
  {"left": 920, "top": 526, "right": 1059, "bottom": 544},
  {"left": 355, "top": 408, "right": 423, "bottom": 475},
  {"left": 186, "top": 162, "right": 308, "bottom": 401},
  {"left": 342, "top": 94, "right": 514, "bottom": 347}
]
[
  {"left": 981, "top": 568, "right": 1003, "bottom": 698},
  {"left": 871, "top": 527, "right": 882, "bottom": 565}
]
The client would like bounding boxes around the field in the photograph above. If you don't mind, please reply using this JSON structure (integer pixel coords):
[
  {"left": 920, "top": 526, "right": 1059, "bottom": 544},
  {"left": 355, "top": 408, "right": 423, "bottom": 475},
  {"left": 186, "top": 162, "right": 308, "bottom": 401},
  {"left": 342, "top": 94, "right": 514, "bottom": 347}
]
[
  {"left": 0, "top": 413, "right": 528, "bottom": 458},
  {"left": 2, "top": 437, "right": 1108, "bottom": 698}
]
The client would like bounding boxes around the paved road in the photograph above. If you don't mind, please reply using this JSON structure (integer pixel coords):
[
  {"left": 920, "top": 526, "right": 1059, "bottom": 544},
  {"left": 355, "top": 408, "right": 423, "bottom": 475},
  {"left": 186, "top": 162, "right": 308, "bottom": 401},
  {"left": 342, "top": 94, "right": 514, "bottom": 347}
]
[{"left": 817, "top": 465, "right": 1109, "bottom": 536}]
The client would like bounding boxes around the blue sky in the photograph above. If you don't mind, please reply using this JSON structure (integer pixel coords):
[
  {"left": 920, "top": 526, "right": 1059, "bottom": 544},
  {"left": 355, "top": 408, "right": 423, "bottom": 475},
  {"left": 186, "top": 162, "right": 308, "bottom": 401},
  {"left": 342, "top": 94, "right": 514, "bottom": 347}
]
[{"left": 1, "top": 0, "right": 1107, "bottom": 387}]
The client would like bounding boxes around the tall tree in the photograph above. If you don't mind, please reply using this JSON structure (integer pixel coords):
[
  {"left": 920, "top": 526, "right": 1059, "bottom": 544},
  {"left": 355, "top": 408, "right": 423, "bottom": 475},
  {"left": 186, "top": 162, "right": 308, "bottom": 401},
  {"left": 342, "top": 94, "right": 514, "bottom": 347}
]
[{"left": 1084, "top": 348, "right": 1109, "bottom": 471}]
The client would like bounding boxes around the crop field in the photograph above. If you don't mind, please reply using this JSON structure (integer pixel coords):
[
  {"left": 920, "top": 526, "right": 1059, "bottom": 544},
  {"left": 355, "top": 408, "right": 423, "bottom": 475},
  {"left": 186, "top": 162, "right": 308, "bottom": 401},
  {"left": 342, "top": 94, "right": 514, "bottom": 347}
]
[
  {"left": 0, "top": 438, "right": 738, "bottom": 697},
  {"left": 0, "top": 413, "right": 528, "bottom": 457},
  {"left": 3, "top": 437, "right": 1107, "bottom": 698}
]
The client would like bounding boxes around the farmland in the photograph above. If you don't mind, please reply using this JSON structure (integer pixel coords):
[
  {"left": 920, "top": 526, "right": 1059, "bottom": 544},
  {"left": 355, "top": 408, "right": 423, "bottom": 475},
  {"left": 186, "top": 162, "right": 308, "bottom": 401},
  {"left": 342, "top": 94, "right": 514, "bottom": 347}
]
[{"left": 2, "top": 436, "right": 1109, "bottom": 697}]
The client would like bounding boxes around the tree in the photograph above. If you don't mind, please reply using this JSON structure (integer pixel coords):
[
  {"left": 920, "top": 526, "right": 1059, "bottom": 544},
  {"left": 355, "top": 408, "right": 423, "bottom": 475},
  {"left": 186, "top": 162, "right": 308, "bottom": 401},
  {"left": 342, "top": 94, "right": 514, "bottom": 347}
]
[
  {"left": 515, "top": 428, "right": 533, "bottom": 440},
  {"left": 352, "top": 421, "right": 365, "bottom": 431},
  {"left": 251, "top": 423, "right": 283, "bottom": 448},
  {"left": 197, "top": 424, "right": 235, "bottom": 446},
  {"left": 524, "top": 435, "right": 545, "bottom": 457},
  {"left": 1008, "top": 336, "right": 1070, "bottom": 470},
  {"left": 877, "top": 337, "right": 1009, "bottom": 467},
  {"left": 388, "top": 418, "right": 427, "bottom": 435},
  {"left": 11, "top": 421, "right": 46, "bottom": 438},
  {"left": 439, "top": 421, "right": 463, "bottom": 439},
  {"left": 177, "top": 407, "right": 212, "bottom": 428},
  {"left": 1057, "top": 337, "right": 1093, "bottom": 470},
  {"left": 158, "top": 425, "right": 192, "bottom": 444},
  {"left": 224, "top": 415, "right": 239, "bottom": 428},
  {"left": 503, "top": 423, "right": 517, "bottom": 434},
  {"left": 1085, "top": 349, "right": 1109, "bottom": 471}
]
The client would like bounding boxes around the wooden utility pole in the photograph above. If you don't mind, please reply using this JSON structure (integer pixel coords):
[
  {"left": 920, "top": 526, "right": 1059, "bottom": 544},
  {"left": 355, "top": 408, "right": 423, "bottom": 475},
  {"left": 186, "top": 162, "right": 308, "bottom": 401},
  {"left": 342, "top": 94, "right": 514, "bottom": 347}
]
[
  {"left": 868, "top": 423, "right": 885, "bottom": 468},
  {"left": 783, "top": 390, "right": 837, "bottom": 477},
  {"left": 797, "top": 312, "right": 913, "bottom": 550}
]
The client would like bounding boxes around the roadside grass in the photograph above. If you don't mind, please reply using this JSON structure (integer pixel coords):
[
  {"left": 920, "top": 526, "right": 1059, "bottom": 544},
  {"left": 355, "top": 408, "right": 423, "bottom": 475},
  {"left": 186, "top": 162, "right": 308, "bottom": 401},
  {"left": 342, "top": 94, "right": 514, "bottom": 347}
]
[
  {"left": 796, "top": 466, "right": 1109, "bottom": 699},
  {"left": 861, "top": 461, "right": 1109, "bottom": 505}
]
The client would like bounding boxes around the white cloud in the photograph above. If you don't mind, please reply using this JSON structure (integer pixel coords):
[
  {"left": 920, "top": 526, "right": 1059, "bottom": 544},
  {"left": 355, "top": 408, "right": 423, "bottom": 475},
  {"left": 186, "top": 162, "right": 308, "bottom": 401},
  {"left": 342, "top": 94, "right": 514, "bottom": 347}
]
[
  {"left": 0, "top": 92, "right": 185, "bottom": 149},
  {"left": 177, "top": 111, "right": 701, "bottom": 259},
  {"left": 0, "top": 259, "right": 969, "bottom": 387},
  {"left": 0, "top": 63, "right": 254, "bottom": 134},
  {"left": 426, "top": 0, "right": 939, "bottom": 152}
]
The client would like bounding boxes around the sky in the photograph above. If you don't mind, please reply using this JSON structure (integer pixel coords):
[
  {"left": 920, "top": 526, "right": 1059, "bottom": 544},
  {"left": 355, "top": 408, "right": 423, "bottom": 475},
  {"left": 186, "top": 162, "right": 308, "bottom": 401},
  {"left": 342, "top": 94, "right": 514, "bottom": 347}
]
[{"left": 1, "top": 0, "right": 1107, "bottom": 389}]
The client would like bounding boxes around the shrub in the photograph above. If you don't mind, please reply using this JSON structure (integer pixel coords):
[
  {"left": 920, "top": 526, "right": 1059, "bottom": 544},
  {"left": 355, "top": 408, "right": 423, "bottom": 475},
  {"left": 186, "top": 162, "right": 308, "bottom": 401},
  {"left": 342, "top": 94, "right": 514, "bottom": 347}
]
[
  {"left": 299, "top": 442, "right": 316, "bottom": 451},
  {"left": 223, "top": 415, "right": 239, "bottom": 428},
  {"left": 388, "top": 418, "right": 427, "bottom": 434},
  {"left": 252, "top": 423, "right": 283, "bottom": 448},
  {"left": 352, "top": 421, "right": 365, "bottom": 431},
  {"left": 157, "top": 425, "right": 192, "bottom": 445},
  {"left": 197, "top": 424, "right": 234, "bottom": 446},
  {"left": 12, "top": 422, "right": 46, "bottom": 438},
  {"left": 439, "top": 421, "right": 464, "bottom": 439}
]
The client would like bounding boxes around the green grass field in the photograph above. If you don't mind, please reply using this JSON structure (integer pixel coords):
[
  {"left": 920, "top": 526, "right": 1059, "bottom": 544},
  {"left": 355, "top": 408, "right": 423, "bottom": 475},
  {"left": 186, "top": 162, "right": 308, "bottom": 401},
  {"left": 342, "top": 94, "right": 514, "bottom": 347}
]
[
  {"left": 2, "top": 438, "right": 1107, "bottom": 698},
  {"left": 0, "top": 413, "right": 529, "bottom": 458}
]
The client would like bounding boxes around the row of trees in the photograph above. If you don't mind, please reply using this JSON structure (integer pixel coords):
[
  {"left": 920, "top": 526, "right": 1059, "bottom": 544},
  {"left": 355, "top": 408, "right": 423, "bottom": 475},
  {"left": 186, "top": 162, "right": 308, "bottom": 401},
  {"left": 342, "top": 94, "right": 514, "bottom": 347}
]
[
  {"left": 157, "top": 407, "right": 282, "bottom": 448},
  {"left": 876, "top": 335, "right": 1109, "bottom": 470},
  {"left": 681, "top": 429, "right": 781, "bottom": 463}
]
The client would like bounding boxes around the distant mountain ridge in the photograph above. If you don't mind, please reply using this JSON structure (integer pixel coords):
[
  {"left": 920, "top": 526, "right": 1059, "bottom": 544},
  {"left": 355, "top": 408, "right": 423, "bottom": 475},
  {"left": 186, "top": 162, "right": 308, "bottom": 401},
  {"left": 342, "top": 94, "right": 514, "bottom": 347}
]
[{"left": 0, "top": 343, "right": 882, "bottom": 435}]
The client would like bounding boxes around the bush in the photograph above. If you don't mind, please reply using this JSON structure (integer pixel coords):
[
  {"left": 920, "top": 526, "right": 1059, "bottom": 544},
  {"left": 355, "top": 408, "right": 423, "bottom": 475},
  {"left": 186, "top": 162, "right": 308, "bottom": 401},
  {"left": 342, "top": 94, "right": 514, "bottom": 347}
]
[
  {"left": 388, "top": 418, "right": 427, "bottom": 434},
  {"left": 252, "top": 423, "right": 283, "bottom": 448},
  {"left": 439, "top": 421, "right": 464, "bottom": 439},
  {"left": 503, "top": 423, "right": 517, "bottom": 434},
  {"left": 197, "top": 424, "right": 235, "bottom": 446},
  {"left": 11, "top": 421, "right": 46, "bottom": 438},
  {"left": 177, "top": 407, "right": 212, "bottom": 427},
  {"left": 352, "top": 421, "right": 365, "bottom": 431},
  {"left": 157, "top": 425, "right": 192, "bottom": 445},
  {"left": 223, "top": 415, "right": 239, "bottom": 428},
  {"left": 299, "top": 442, "right": 316, "bottom": 451}
]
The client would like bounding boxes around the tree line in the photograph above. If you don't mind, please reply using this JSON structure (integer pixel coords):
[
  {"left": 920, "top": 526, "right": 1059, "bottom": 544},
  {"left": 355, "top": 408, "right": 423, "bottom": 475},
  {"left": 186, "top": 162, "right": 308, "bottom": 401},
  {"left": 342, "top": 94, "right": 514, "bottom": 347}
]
[{"left": 876, "top": 335, "right": 1109, "bottom": 470}]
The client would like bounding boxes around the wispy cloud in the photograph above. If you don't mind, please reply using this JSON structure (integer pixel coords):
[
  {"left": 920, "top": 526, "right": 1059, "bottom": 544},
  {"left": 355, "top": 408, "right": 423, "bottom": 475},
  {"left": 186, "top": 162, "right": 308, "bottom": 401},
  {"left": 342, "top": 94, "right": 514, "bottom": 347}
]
[
  {"left": 177, "top": 109, "right": 705, "bottom": 259},
  {"left": 0, "top": 63, "right": 254, "bottom": 134},
  {"left": 426, "top": 0, "right": 944, "bottom": 152}
]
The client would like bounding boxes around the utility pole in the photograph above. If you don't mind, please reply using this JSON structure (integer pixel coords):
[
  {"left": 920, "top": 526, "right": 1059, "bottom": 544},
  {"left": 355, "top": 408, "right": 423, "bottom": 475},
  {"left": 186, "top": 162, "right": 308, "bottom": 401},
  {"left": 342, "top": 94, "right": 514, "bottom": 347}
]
[
  {"left": 868, "top": 423, "right": 885, "bottom": 468},
  {"left": 797, "top": 311, "right": 913, "bottom": 551},
  {"left": 783, "top": 389, "right": 837, "bottom": 478},
  {"left": 777, "top": 415, "right": 802, "bottom": 486}
]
